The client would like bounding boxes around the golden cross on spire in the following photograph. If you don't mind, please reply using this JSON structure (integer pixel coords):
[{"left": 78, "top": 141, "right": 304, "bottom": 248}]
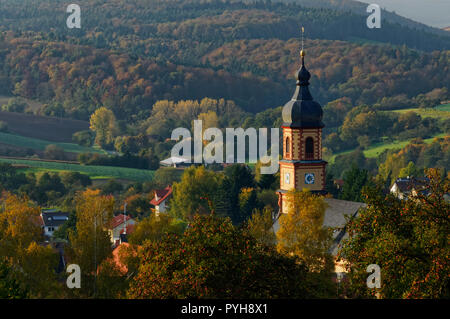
[{"left": 300, "top": 26, "right": 305, "bottom": 58}]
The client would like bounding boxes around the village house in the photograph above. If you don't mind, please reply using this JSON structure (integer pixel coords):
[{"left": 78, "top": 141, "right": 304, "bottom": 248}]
[
  {"left": 107, "top": 214, "right": 136, "bottom": 246},
  {"left": 40, "top": 210, "right": 70, "bottom": 238},
  {"left": 390, "top": 177, "right": 429, "bottom": 200},
  {"left": 150, "top": 185, "right": 173, "bottom": 215}
]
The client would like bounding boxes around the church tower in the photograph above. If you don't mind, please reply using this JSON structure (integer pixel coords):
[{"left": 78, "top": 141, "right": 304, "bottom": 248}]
[{"left": 277, "top": 48, "right": 327, "bottom": 214}]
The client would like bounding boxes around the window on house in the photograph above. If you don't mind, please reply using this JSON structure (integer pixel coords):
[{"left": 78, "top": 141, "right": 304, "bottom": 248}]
[{"left": 305, "top": 137, "right": 314, "bottom": 160}]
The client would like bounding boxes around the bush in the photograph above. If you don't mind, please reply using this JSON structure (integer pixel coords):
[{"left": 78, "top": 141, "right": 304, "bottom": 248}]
[
  {"left": 1, "top": 98, "right": 27, "bottom": 113},
  {"left": 101, "top": 179, "right": 123, "bottom": 195},
  {"left": 44, "top": 144, "right": 66, "bottom": 160},
  {"left": 72, "top": 130, "right": 94, "bottom": 147}
]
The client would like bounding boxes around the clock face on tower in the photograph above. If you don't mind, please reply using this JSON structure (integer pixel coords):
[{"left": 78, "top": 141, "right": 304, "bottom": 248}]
[
  {"left": 305, "top": 173, "right": 315, "bottom": 184},
  {"left": 285, "top": 172, "right": 290, "bottom": 185}
]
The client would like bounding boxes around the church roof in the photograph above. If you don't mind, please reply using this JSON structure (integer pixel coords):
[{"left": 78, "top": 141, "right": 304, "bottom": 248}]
[
  {"left": 272, "top": 198, "right": 365, "bottom": 256},
  {"left": 282, "top": 51, "right": 324, "bottom": 128}
]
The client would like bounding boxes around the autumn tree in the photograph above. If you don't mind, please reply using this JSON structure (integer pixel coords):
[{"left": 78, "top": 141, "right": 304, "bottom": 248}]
[
  {"left": 246, "top": 208, "right": 276, "bottom": 247},
  {"left": 89, "top": 107, "right": 118, "bottom": 149},
  {"left": 276, "top": 190, "right": 333, "bottom": 273},
  {"left": 0, "top": 192, "right": 42, "bottom": 258},
  {"left": 0, "top": 192, "right": 61, "bottom": 298},
  {"left": 16, "top": 242, "right": 60, "bottom": 298},
  {"left": 129, "top": 213, "right": 185, "bottom": 245},
  {"left": 127, "top": 214, "right": 314, "bottom": 299},
  {"left": 67, "top": 189, "right": 115, "bottom": 297},
  {"left": 339, "top": 169, "right": 450, "bottom": 298}
]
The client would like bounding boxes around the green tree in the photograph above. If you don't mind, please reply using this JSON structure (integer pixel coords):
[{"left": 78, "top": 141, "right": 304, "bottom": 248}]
[
  {"left": 2, "top": 98, "right": 27, "bottom": 113},
  {"left": 339, "top": 169, "right": 450, "bottom": 298},
  {"left": 398, "top": 161, "right": 421, "bottom": 178},
  {"left": 72, "top": 130, "right": 94, "bottom": 147},
  {"left": 0, "top": 258, "right": 29, "bottom": 299},
  {"left": 169, "top": 166, "right": 222, "bottom": 220},
  {"left": 224, "top": 164, "right": 255, "bottom": 224},
  {"left": 44, "top": 144, "right": 66, "bottom": 160},
  {"left": 340, "top": 165, "right": 371, "bottom": 202},
  {"left": 238, "top": 187, "right": 258, "bottom": 224},
  {"left": 153, "top": 167, "right": 183, "bottom": 188}
]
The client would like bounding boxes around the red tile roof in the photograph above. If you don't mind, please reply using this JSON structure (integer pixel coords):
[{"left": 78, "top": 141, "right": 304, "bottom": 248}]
[
  {"left": 109, "top": 214, "right": 132, "bottom": 229},
  {"left": 150, "top": 185, "right": 173, "bottom": 206},
  {"left": 120, "top": 224, "right": 135, "bottom": 235}
]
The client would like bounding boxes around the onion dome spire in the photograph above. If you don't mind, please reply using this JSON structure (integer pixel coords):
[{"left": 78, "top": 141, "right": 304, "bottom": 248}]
[{"left": 282, "top": 27, "right": 324, "bottom": 128}]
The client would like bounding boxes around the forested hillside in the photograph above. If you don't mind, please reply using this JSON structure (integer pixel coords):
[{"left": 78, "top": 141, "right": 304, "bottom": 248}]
[{"left": 0, "top": 0, "right": 449, "bottom": 120}]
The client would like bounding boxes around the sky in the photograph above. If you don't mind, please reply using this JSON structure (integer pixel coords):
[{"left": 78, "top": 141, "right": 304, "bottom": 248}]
[{"left": 358, "top": 0, "right": 450, "bottom": 28}]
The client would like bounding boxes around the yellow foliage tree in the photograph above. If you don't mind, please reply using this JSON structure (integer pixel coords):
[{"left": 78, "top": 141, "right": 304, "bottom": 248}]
[
  {"left": 17, "top": 242, "right": 61, "bottom": 298},
  {"left": 89, "top": 107, "right": 118, "bottom": 148},
  {"left": 0, "top": 192, "right": 62, "bottom": 298},
  {"left": 276, "top": 189, "right": 333, "bottom": 272},
  {"left": 67, "top": 189, "right": 114, "bottom": 296},
  {"left": 0, "top": 192, "right": 42, "bottom": 258},
  {"left": 247, "top": 207, "right": 276, "bottom": 247},
  {"left": 129, "top": 213, "right": 181, "bottom": 245}
]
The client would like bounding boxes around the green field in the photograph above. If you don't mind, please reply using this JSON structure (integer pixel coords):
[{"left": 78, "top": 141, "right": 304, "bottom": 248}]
[
  {"left": 390, "top": 105, "right": 450, "bottom": 119},
  {"left": 0, "top": 157, "right": 155, "bottom": 181},
  {"left": 436, "top": 103, "right": 450, "bottom": 112},
  {"left": 328, "top": 133, "right": 447, "bottom": 163},
  {"left": 0, "top": 132, "right": 105, "bottom": 154}
]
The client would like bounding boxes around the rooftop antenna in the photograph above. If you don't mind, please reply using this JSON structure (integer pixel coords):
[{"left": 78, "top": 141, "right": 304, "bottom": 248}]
[{"left": 123, "top": 202, "right": 127, "bottom": 236}]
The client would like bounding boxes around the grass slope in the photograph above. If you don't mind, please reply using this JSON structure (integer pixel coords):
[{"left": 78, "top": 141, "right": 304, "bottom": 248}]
[
  {"left": 0, "top": 132, "right": 104, "bottom": 154},
  {"left": 0, "top": 157, "right": 155, "bottom": 182},
  {"left": 391, "top": 106, "right": 450, "bottom": 119},
  {"left": 328, "top": 133, "right": 447, "bottom": 163}
]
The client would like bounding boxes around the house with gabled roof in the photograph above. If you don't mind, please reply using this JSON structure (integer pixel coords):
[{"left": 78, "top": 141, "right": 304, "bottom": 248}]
[
  {"left": 107, "top": 214, "right": 136, "bottom": 246},
  {"left": 150, "top": 185, "right": 173, "bottom": 215},
  {"left": 390, "top": 177, "right": 429, "bottom": 200},
  {"left": 40, "top": 210, "right": 70, "bottom": 237}
]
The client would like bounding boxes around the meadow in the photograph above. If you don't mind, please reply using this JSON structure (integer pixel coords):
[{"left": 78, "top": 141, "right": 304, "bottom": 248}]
[
  {"left": 328, "top": 132, "right": 447, "bottom": 163},
  {"left": 0, "top": 157, "right": 155, "bottom": 181},
  {"left": 390, "top": 105, "right": 450, "bottom": 119},
  {"left": 0, "top": 132, "right": 105, "bottom": 154}
]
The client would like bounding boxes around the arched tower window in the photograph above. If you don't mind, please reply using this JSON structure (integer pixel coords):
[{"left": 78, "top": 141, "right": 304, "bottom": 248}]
[
  {"left": 305, "top": 137, "right": 314, "bottom": 160},
  {"left": 285, "top": 137, "right": 291, "bottom": 156}
]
